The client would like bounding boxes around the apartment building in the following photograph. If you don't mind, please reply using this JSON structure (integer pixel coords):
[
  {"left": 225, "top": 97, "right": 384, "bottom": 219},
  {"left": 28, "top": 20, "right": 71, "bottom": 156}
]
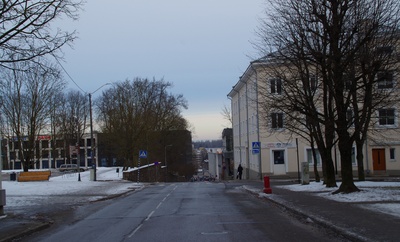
[{"left": 228, "top": 55, "right": 400, "bottom": 179}]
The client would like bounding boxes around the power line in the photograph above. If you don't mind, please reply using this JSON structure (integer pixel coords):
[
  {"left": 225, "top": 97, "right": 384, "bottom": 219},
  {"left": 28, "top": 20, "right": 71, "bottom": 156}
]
[{"left": 53, "top": 54, "right": 86, "bottom": 94}]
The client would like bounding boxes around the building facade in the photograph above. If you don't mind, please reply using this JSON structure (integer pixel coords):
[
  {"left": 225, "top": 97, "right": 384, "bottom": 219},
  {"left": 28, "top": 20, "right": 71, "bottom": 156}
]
[
  {"left": 228, "top": 57, "right": 400, "bottom": 179},
  {"left": 2, "top": 133, "right": 100, "bottom": 170}
]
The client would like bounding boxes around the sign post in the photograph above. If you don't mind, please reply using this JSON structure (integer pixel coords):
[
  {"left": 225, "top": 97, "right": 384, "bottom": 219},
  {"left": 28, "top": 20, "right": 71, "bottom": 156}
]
[{"left": 138, "top": 150, "right": 147, "bottom": 183}]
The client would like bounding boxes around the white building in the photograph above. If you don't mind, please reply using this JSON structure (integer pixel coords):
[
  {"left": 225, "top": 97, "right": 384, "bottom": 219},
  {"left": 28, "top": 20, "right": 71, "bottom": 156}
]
[{"left": 228, "top": 58, "right": 400, "bottom": 179}]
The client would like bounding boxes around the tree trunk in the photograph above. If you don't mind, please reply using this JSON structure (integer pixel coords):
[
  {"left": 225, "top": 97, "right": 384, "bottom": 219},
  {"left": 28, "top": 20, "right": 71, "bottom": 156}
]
[
  {"left": 320, "top": 148, "right": 337, "bottom": 187},
  {"left": 334, "top": 138, "right": 360, "bottom": 194},
  {"left": 356, "top": 140, "right": 365, "bottom": 181}
]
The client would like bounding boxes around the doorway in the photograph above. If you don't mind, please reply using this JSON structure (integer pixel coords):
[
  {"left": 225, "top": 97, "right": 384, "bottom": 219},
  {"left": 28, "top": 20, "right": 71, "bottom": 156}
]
[
  {"left": 272, "top": 150, "right": 286, "bottom": 175},
  {"left": 372, "top": 148, "right": 386, "bottom": 171}
]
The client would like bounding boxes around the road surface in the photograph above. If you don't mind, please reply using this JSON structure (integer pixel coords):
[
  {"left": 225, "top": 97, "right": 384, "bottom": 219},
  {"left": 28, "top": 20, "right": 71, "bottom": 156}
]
[{"left": 26, "top": 182, "right": 346, "bottom": 242}]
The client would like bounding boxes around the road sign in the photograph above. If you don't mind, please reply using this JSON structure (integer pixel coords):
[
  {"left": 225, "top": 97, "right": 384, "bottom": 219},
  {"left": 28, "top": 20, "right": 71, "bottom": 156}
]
[
  {"left": 252, "top": 142, "right": 261, "bottom": 155},
  {"left": 139, "top": 150, "right": 147, "bottom": 158},
  {"left": 252, "top": 142, "right": 261, "bottom": 150}
]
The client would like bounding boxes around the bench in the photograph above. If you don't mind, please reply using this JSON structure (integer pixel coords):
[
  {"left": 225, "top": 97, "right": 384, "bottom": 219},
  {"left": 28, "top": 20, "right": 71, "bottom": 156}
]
[{"left": 17, "top": 170, "right": 51, "bottom": 182}]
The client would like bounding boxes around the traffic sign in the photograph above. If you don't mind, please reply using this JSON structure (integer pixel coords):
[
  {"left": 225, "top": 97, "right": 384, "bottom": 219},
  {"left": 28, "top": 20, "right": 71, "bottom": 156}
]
[
  {"left": 139, "top": 150, "right": 147, "bottom": 158},
  {"left": 252, "top": 142, "right": 261, "bottom": 155},
  {"left": 252, "top": 142, "right": 261, "bottom": 150}
]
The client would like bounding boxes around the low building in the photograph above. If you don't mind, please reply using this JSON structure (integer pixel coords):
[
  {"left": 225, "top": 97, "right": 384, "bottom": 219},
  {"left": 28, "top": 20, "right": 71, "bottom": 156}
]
[{"left": 2, "top": 133, "right": 101, "bottom": 170}]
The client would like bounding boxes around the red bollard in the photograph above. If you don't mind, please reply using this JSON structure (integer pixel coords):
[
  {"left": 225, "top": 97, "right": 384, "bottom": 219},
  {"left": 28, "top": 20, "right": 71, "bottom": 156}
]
[{"left": 263, "top": 176, "right": 272, "bottom": 194}]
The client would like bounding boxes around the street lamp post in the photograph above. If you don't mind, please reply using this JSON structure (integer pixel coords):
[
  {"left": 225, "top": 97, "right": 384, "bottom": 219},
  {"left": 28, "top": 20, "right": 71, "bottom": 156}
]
[
  {"left": 164, "top": 144, "right": 172, "bottom": 182},
  {"left": 89, "top": 92, "right": 95, "bottom": 181},
  {"left": 88, "top": 83, "right": 111, "bottom": 181}
]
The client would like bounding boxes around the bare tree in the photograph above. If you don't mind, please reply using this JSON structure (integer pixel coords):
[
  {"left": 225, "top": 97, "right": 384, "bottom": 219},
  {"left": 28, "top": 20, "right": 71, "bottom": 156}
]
[
  {"left": 55, "top": 90, "right": 89, "bottom": 163},
  {"left": 220, "top": 104, "right": 232, "bottom": 126},
  {"left": 0, "top": 60, "right": 66, "bottom": 171},
  {"left": 255, "top": 0, "right": 400, "bottom": 193},
  {"left": 0, "top": 0, "right": 84, "bottom": 69},
  {"left": 97, "top": 78, "right": 188, "bottom": 169}
]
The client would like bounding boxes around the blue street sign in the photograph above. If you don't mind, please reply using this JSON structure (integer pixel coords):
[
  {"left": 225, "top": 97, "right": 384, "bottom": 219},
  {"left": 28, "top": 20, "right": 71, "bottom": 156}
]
[
  {"left": 252, "top": 142, "right": 261, "bottom": 150},
  {"left": 139, "top": 150, "right": 147, "bottom": 158},
  {"left": 252, "top": 142, "right": 261, "bottom": 155}
]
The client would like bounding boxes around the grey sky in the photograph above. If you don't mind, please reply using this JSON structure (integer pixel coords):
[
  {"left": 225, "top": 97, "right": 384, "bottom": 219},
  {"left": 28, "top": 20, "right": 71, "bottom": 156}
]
[{"left": 61, "top": 0, "right": 265, "bottom": 140}]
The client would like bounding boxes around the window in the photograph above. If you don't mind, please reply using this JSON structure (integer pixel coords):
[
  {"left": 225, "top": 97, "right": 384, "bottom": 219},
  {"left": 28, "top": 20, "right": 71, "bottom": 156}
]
[
  {"left": 390, "top": 148, "right": 395, "bottom": 160},
  {"left": 346, "top": 109, "right": 354, "bottom": 127},
  {"left": 271, "top": 113, "right": 283, "bottom": 129},
  {"left": 270, "top": 78, "right": 282, "bottom": 94},
  {"left": 377, "top": 71, "right": 394, "bottom": 89},
  {"left": 306, "top": 148, "right": 321, "bottom": 165},
  {"left": 273, "top": 150, "right": 285, "bottom": 164},
  {"left": 344, "top": 71, "right": 355, "bottom": 91},
  {"left": 351, "top": 147, "right": 356, "bottom": 165},
  {"left": 309, "top": 75, "right": 318, "bottom": 92},
  {"left": 379, "top": 108, "right": 395, "bottom": 125}
]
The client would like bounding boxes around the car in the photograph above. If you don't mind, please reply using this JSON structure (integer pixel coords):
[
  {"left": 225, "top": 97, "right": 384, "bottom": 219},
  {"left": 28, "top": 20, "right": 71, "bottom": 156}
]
[{"left": 59, "top": 164, "right": 86, "bottom": 172}]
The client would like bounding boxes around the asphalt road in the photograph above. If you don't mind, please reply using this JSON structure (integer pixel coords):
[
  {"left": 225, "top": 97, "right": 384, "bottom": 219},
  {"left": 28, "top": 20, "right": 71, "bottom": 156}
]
[{"left": 24, "top": 182, "right": 346, "bottom": 242}]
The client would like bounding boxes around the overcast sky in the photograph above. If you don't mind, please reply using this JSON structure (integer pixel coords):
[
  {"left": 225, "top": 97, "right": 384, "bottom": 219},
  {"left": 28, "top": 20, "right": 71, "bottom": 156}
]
[{"left": 60, "top": 0, "right": 265, "bottom": 141}]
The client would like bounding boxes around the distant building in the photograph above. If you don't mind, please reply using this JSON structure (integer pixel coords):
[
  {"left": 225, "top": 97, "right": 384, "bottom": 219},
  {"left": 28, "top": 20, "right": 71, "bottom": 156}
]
[
  {"left": 2, "top": 133, "right": 100, "bottom": 170},
  {"left": 222, "top": 128, "right": 234, "bottom": 178}
]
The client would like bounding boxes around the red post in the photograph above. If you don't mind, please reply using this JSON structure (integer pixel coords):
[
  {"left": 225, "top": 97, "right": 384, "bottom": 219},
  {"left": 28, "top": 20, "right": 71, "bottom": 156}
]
[{"left": 263, "top": 176, "right": 272, "bottom": 194}]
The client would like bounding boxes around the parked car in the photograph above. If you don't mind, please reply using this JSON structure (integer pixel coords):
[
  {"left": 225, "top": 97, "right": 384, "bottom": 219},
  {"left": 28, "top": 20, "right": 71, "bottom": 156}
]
[{"left": 59, "top": 164, "right": 86, "bottom": 172}]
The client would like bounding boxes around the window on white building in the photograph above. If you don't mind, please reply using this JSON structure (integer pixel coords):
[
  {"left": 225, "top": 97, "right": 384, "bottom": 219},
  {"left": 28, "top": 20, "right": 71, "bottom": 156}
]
[
  {"left": 271, "top": 113, "right": 283, "bottom": 129},
  {"left": 390, "top": 148, "right": 395, "bottom": 160},
  {"left": 378, "top": 108, "right": 395, "bottom": 125},
  {"left": 351, "top": 147, "right": 356, "bottom": 165},
  {"left": 306, "top": 148, "right": 321, "bottom": 165},
  {"left": 346, "top": 109, "right": 354, "bottom": 127},
  {"left": 377, "top": 71, "right": 394, "bottom": 89},
  {"left": 270, "top": 78, "right": 282, "bottom": 94},
  {"left": 309, "top": 75, "right": 318, "bottom": 92}
]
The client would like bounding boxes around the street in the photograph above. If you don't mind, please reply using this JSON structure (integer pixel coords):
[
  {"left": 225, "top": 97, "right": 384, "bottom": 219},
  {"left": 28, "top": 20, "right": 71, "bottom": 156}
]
[{"left": 23, "top": 181, "right": 345, "bottom": 242}]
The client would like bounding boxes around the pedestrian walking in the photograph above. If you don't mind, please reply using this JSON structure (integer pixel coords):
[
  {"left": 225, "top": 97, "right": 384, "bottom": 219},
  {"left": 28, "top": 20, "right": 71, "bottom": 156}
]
[{"left": 237, "top": 164, "right": 243, "bottom": 180}]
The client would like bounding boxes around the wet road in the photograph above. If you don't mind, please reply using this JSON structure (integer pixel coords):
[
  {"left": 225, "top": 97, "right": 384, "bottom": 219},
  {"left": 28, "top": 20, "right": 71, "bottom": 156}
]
[{"left": 26, "top": 182, "right": 344, "bottom": 242}]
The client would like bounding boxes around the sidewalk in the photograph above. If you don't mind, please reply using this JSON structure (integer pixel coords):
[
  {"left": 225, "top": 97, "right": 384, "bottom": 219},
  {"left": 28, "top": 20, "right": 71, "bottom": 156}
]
[
  {"left": 242, "top": 179, "right": 400, "bottom": 242},
  {"left": 0, "top": 215, "right": 50, "bottom": 242}
]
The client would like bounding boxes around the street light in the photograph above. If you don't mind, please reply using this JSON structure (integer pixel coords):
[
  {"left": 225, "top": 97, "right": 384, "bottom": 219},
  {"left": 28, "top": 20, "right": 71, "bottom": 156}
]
[
  {"left": 88, "top": 83, "right": 111, "bottom": 181},
  {"left": 164, "top": 144, "right": 172, "bottom": 182}
]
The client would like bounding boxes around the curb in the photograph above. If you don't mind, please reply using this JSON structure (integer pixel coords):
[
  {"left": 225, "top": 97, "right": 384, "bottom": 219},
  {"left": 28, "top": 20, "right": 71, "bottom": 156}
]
[
  {"left": 0, "top": 219, "right": 51, "bottom": 242},
  {"left": 242, "top": 186, "right": 372, "bottom": 242}
]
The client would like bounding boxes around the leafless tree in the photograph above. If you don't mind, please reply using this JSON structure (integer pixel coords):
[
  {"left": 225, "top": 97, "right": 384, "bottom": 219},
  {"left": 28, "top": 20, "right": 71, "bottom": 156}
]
[
  {"left": 0, "top": 60, "right": 66, "bottom": 171},
  {"left": 55, "top": 90, "right": 89, "bottom": 162},
  {"left": 0, "top": 0, "right": 84, "bottom": 69},
  {"left": 97, "top": 78, "right": 188, "bottom": 169},
  {"left": 255, "top": 0, "right": 400, "bottom": 193},
  {"left": 220, "top": 104, "right": 232, "bottom": 127}
]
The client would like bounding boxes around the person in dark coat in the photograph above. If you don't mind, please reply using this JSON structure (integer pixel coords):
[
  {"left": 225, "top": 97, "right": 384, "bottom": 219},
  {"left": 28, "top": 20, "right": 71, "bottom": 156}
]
[{"left": 237, "top": 164, "right": 243, "bottom": 180}]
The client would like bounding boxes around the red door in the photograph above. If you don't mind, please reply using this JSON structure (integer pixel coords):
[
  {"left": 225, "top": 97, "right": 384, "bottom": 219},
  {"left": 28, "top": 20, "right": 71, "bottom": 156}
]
[{"left": 372, "top": 149, "right": 386, "bottom": 171}]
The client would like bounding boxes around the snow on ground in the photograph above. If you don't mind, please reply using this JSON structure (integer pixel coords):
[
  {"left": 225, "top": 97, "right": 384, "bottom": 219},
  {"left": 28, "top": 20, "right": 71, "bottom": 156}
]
[
  {"left": 1, "top": 167, "right": 144, "bottom": 209},
  {"left": 2, "top": 169, "right": 400, "bottom": 218},
  {"left": 274, "top": 181, "right": 400, "bottom": 218}
]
